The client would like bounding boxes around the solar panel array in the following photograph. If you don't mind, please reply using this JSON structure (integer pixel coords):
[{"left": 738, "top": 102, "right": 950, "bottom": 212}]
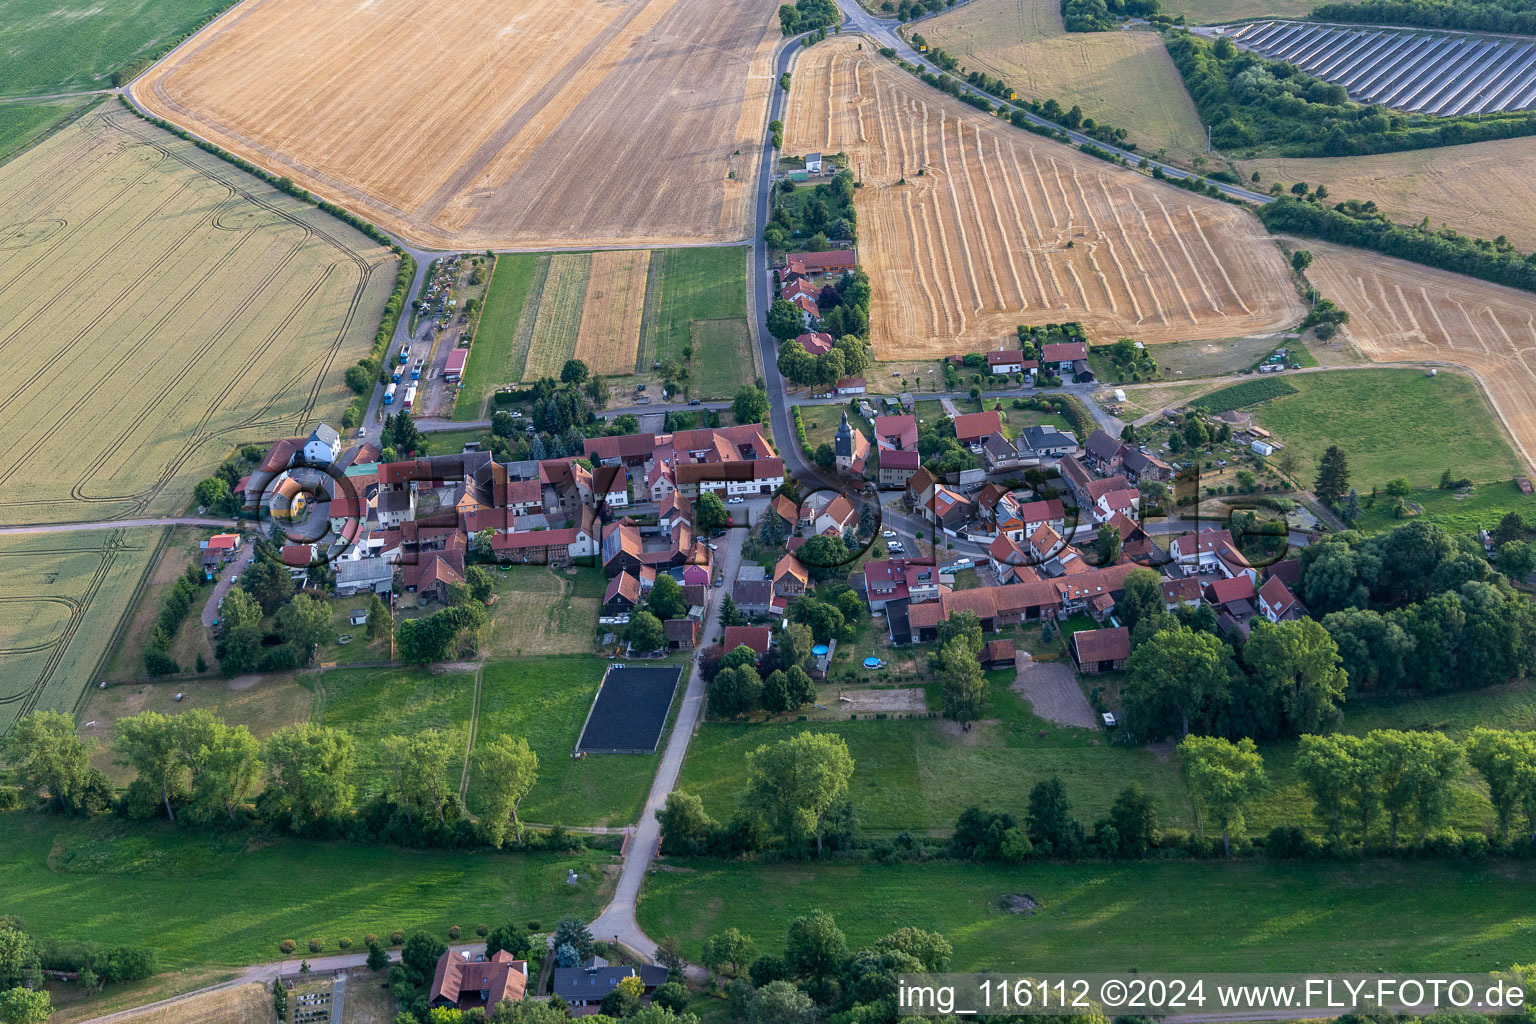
[{"left": 1228, "top": 20, "right": 1536, "bottom": 115}]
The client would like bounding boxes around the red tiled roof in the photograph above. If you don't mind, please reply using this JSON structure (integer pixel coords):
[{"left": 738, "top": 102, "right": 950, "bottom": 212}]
[
  {"left": 1259, "top": 575, "right": 1297, "bottom": 616},
  {"left": 797, "top": 332, "right": 835, "bottom": 356},
  {"left": 1072, "top": 626, "right": 1130, "bottom": 663},
  {"left": 723, "top": 626, "right": 772, "bottom": 655},
  {"left": 1207, "top": 574, "right": 1257, "bottom": 606},
  {"left": 1041, "top": 341, "right": 1088, "bottom": 362},
  {"left": 953, "top": 410, "right": 1003, "bottom": 442},
  {"left": 873, "top": 414, "right": 918, "bottom": 451},
  {"left": 982, "top": 638, "right": 1016, "bottom": 663},
  {"left": 1162, "top": 576, "right": 1203, "bottom": 604},
  {"left": 280, "top": 544, "right": 313, "bottom": 567}
]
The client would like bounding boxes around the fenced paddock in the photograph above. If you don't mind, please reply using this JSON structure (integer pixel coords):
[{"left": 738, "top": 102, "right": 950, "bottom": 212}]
[
  {"left": 575, "top": 665, "right": 683, "bottom": 754},
  {"left": 1227, "top": 21, "right": 1536, "bottom": 115}
]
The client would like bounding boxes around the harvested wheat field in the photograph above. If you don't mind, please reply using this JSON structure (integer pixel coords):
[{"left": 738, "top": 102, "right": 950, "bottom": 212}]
[
  {"left": 1244, "top": 138, "right": 1536, "bottom": 252},
  {"left": 783, "top": 39, "right": 1302, "bottom": 357},
  {"left": 921, "top": 0, "right": 1206, "bottom": 164},
  {"left": 107, "top": 982, "right": 271, "bottom": 1024},
  {"left": 575, "top": 250, "right": 651, "bottom": 376},
  {"left": 1304, "top": 241, "right": 1536, "bottom": 471},
  {"left": 131, "top": 0, "right": 777, "bottom": 249}
]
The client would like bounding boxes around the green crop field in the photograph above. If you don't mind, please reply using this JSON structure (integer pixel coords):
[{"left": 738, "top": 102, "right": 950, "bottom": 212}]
[
  {"left": 0, "top": 105, "right": 396, "bottom": 526},
  {"left": 314, "top": 666, "right": 478, "bottom": 801},
  {"left": 1190, "top": 377, "right": 1298, "bottom": 413},
  {"left": 454, "top": 253, "right": 541, "bottom": 420},
  {"left": 521, "top": 254, "right": 591, "bottom": 382},
  {"left": 1254, "top": 369, "right": 1523, "bottom": 491},
  {"left": 652, "top": 246, "right": 749, "bottom": 370},
  {"left": 689, "top": 319, "right": 755, "bottom": 400},
  {"left": 468, "top": 655, "right": 676, "bottom": 828},
  {"left": 677, "top": 675, "right": 1195, "bottom": 833},
  {"left": 0, "top": 96, "right": 97, "bottom": 165},
  {"left": 0, "top": 530, "right": 158, "bottom": 733},
  {"left": 0, "top": 814, "right": 606, "bottom": 969},
  {"left": 637, "top": 857, "right": 1536, "bottom": 972},
  {"left": 0, "top": 0, "right": 236, "bottom": 97}
]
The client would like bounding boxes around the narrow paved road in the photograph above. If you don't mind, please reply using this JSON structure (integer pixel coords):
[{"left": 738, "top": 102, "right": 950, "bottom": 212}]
[{"left": 587, "top": 524, "right": 746, "bottom": 975}]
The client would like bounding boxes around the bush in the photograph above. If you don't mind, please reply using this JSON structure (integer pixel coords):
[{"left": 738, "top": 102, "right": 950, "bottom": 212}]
[
  {"left": 338, "top": 937, "right": 353, "bottom": 950},
  {"left": 476, "top": 924, "right": 489, "bottom": 937},
  {"left": 448, "top": 926, "right": 462, "bottom": 939},
  {"left": 365, "top": 934, "right": 379, "bottom": 945},
  {"left": 280, "top": 940, "right": 297, "bottom": 954},
  {"left": 527, "top": 921, "right": 542, "bottom": 932},
  {"left": 308, "top": 939, "right": 324, "bottom": 953},
  {"left": 390, "top": 930, "right": 406, "bottom": 946}
]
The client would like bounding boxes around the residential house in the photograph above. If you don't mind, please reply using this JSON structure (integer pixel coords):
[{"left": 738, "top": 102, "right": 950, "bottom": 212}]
[
  {"left": 796, "top": 331, "right": 836, "bottom": 357},
  {"left": 813, "top": 493, "right": 859, "bottom": 537},
  {"left": 985, "top": 349, "right": 1033, "bottom": 375},
  {"left": 862, "top": 558, "right": 942, "bottom": 612},
  {"left": 873, "top": 414, "right": 921, "bottom": 488},
  {"left": 927, "top": 486, "right": 972, "bottom": 531},
  {"left": 1070, "top": 627, "right": 1130, "bottom": 674},
  {"left": 953, "top": 410, "right": 1003, "bottom": 446},
  {"left": 302, "top": 423, "right": 342, "bottom": 465},
  {"left": 1016, "top": 498, "right": 1067, "bottom": 538},
  {"left": 280, "top": 544, "right": 314, "bottom": 580},
  {"left": 987, "top": 534, "right": 1033, "bottom": 584},
  {"left": 1160, "top": 575, "right": 1203, "bottom": 612},
  {"left": 1017, "top": 425, "right": 1078, "bottom": 461},
  {"left": 723, "top": 625, "right": 772, "bottom": 658},
  {"left": 1257, "top": 575, "right": 1303, "bottom": 623},
  {"left": 906, "top": 467, "right": 938, "bottom": 511},
  {"left": 1041, "top": 341, "right": 1088, "bottom": 374},
  {"left": 603, "top": 572, "right": 642, "bottom": 615},
  {"left": 782, "top": 249, "right": 857, "bottom": 278},
  {"left": 199, "top": 533, "right": 242, "bottom": 577},
  {"left": 773, "top": 553, "right": 809, "bottom": 611},
  {"left": 430, "top": 950, "right": 528, "bottom": 1012},
  {"left": 553, "top": 961, "right": 669, "bottom": 1014},
  {"left": 983, "top": 433, "right": 1025, "bottom": 473},
  {"left": 733, "top": 575, "right": 776, "bottom": 618},
  {"left": 1205, "top": 574, "right": 1258, "bottom": 628},
  {"left": 1120, "top": 447, "right": 1174, "bottom": 485},
  {"left": 1169, "top": 528, "right": 1256, "bottom": 582},
  {"left": 674, "top": 458, "right": 784, "bottom": 498},
  {"left": 592, "top": 464, "right": 628, "bottom": 510},
  {"left": 1082, "top": 429, "right": 1124, "bottom": 473}
]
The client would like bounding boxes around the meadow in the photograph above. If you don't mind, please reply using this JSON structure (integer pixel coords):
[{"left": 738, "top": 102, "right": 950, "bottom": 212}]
[
  {"left": 0, "top": 814, "right": 606, "bottom": 969},
  {"left": 481, "top": 566, "right": 604, "bottom": 657},
  {"left": 469, "top": 655, "right": 677, "bottom": 828},
  {"left": 0, "top": 105, "right": 396, "bottom": 525},
  {"left": 457, "top": 254, "right": 544, "bottom": 417},
  {"left": 921, "top": 0, "right": 1207, "bottom": 164},
  {"left": 0, "top": 530, "right": 158, "bottom": 733},
  {"left": 637, "top": 856, "right": 1536, "bottom": 972},
  {"left": 1252, "top": 368, "right": 1524, "bottom": 491},
  {"left": 677, "top": 674, "right": 1196, "bottom": 833},
  {"left": 0, "top": 0, "right": 234, "bottom": 96},
  {"left": 653, "top": 246, "right": 751, "bottom": 397}
]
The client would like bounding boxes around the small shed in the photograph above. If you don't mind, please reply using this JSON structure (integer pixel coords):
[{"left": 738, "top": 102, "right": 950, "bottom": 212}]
[
  {"left": 805, "top": 153, "right": 823, "bottom": 173},
  {"left": 1251, "top": 439, "right": 1276, "bottom": 456},
  {"left": 349, "top": 608, "right": 368, "bottom": 626}
]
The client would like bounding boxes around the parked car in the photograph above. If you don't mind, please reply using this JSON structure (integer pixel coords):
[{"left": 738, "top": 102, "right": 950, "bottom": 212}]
[
  {"left": 727, "top": 496, "right": 745, "bottom": 504},
  {"left": 688, "top": 399, "right": 701, "bottom": 406},
  {"left": 881, "top": 529, "right": 896, "bottom": 538},
  {"left": 888, "top": 541, "right": 904, "bottom": 553}
]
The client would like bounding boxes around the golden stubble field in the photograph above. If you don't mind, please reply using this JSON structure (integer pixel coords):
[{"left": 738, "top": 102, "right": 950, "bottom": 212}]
[
  {"left": 0, "top": 105, "right": 394, "bottom": 526},
  {"left": 1244, "top": 137, "right": 1536, "bottom": 252},
  {"left": 131, "top": 0, "right": 778, "bottom": 249},
  {"left": 1304, "top": 240, "right": 1536, "bottom": 470},
  {"left": 921, "top": 0, "right": 1207, "bottom": 164},
  {"left": 783, "top": 39, "right": 1302, "bottom": 358}
]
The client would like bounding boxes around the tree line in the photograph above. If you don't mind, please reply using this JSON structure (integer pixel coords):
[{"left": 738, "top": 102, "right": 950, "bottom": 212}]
[
  {"left": 1314, "top": 0, "right": 1536, "bottom": 35},
  {"left": 1257, "top": 197, "right": 1536, "bottom": 295},
  {"left": 772, "top": 265, "right": 874, "bottom": 390},
  {"left": 0, "top": 919, "right": 155, "bottom": 1024},
  {"left": 1165, "top": 31, "right": 1536, "bottom": 157},
  {"left": 1, "top": 709, "right": 542, "bottom": 851},
  {"left": 1062, "top": 0, "right": 1160, "bottom": 32}
]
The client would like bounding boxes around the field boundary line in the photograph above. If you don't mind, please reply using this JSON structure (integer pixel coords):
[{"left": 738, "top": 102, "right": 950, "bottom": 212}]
[
  {"left": 459, "top": 663, "right": 484, "bottom": 802},
  {"left": 507, "top": 256, "right": 552, "bottom": 381},
  {"left": 636, "top": 250, "right": 664, "bottom": 374}
]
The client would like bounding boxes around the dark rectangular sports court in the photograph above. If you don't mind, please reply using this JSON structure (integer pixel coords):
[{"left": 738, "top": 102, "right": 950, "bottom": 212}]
[{"left": 576, "top": 665, "right": 683, "bottom": 754}]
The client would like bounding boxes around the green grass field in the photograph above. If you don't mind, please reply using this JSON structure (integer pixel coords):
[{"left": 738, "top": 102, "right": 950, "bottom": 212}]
[
  {"left": 690, "top": 319, "right": 755, "bottom": 400},
  {"left": 0, "top": 0, "right": 236, "bottom": 97},
  {"left": 677, "top": 674, "right": 1194, "bottom": 833},
  {"left": 1351, "top": 479, "right": 1536, "bottom": 535},
  {"left": 455, "top": 254, "right": 541, "bottom": 420},
  {"left": 637, "top": 857, "right": 1536, "bottom": 972},
  {"left": 1254, "top": 369, "right": 1523, "bottom": 492},
  {"left": 0, "top": 96, "right": 97, "bottom": 164},
  {"left": 0, "top": 814, "right": 605, "bottom": 969},
  {"left": 652, "top": 247, "right": 748, "bottom": 369},
  {"left": 0, "top": 530, "right": 159, "bottom": 733},
  {"left": 482, "top": 567, "right": 603, "bottom": 657},
  {"left": 468, "top": 656, "right": 673, "bottom": 827},
  {"left": 1190, "top": 377, "right": 1298, "bottom": 413},
  {"left": 313, "top": 666, "right": 477, "bottom": 800}
]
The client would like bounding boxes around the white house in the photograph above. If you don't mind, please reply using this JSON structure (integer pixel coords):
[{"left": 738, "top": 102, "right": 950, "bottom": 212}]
[
  {"left": 805, "top": 153, "right": 823, "bottom": 173},
  {"left": 303, "top": 423, "right": 342, "bottom": 465}
]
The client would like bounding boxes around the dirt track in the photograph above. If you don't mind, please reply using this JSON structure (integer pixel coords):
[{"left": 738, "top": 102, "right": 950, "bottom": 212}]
[
  {"left": 782, "top": 39, "right": 1302, "bottom": 357},
  {"left": 131, "top": 0, "right": 777, "bottom": 249},
  {"left": 1304, "top": 241, "right": 1536, "bottom": 472}
]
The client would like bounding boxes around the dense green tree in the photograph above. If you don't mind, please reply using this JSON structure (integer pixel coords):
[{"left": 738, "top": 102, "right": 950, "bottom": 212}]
[
  {"left": 784, "top": 911, "right": 848, "bottom": 982},
  {"left": 749, "top": 981, "right": 817, "bottom": 1024},
  {"left": 114, "top": 711, "right": 187, "bottom": 821},
  {"left": 647, "top": 574, "right": 688, "bottom": 621},
  {"left": 696, "top": 492, "right": 730, "bottom": 532},
  {"left": 379, "top": 729, "right": 459, "bottom": 824},
  {"left": 1115, "top": 568, "right": 1164, "bottom": 633},
  {"left": 1243, "top": 619, "right": 1348, "bottom": 735},
  {"left": 702, "top": 929, "right": 757, "bottom": 977},
  {"left": 1122, "top": 626, "right": 1229, "bottom": 738},
  {"left": 0, "top": 987, "right": 49, "bottom": 1024},
  {"left": 402, "top": 931, "right": 448, "bottom": 987},
  {"left": 745, "top": 733, "right": 855, "bottom": 854},
  {"left": 1026, "top": 776, "right": 1082, "bottom": 855},
  {"left": 767, "top": 299, "right": 805, "bottom": 341},
  {"left": 485, "top": 923, "right": 533, "bottom": 960},
  {"left": 658, "top": 790, "right": 718, "bottom": 854},
  {"left": 466, "top": 565, "right": 494, "bottom": 604},
  {"left": 0, "top": 929, "right": 42, "bottom": 990},
  {"left": 1, "top": 711, "right": 104, "bottom": 815},
  {"left": 181, "top": 712, "right": 262, "bottom": 823},
  {"left": 1465, "top": 727, "right": 1536, "bottom": 839},
  {"left": 1178, "top": 735, "right": 1267, "bottom": 855},
  {"left": 758, "top": 509, "right": 790, "bottom": 547},
  {"left": 873, "top": 927, "right": 952, "bottom": 971},
  {"left": 1313, "top": 445, "right": 1351, "bottom": 506},
  {"left": 261, "top": 723, "right": 357, "bottom": 830},
  {"left": 1107, "top": 782, "right": 1159, "bottom": 857},
  {"left": 561, "top": 359, "right": 589, "bottom": 385},
  {"left": 1320, "top": 607, "right": 1412, "bottom": 693},
  {"left": 471, "top": 735, "right": 538, "bottom": 847},
  {"left": 627, "top": 610, "right": 667, "bottom": 653},
  {"left": 276, "top": 594, "right": 331, "bottom": 664},
  {"left": 241, "top": 555, "right": 295, "bottom": 614},
  {"left": 937, "top": 637, "right": 986, "bottom": 722},
  {"left": 733, "top": 385, "right": 770, "bottom": 425}
]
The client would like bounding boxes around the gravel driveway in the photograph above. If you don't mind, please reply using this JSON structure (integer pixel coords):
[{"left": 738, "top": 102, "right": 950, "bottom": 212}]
[{"left": 1012, "top": 659, "right": 1098, "bottom": 729}]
